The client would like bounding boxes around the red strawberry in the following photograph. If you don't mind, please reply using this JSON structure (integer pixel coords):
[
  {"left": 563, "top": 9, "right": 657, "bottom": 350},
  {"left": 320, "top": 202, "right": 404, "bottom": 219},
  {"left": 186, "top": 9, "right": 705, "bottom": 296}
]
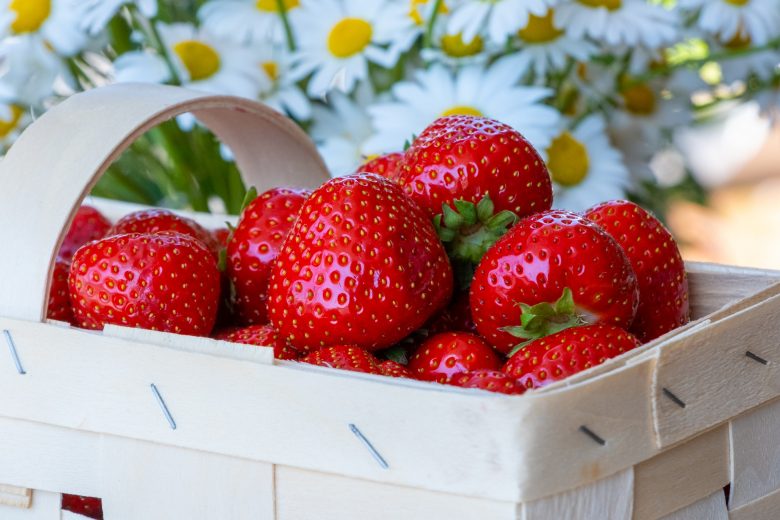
[
  {"left": 585, "top": 200, "right": 689, "bottom": 342},
  {"left": 470, "top": 210, "right": 639, "bottom": 354},
  {"left": 61, "top": 494, "right": 103, "bottom": 519},
  {"left": 109, "top": 209, "right": 219, "bottom": 255},
  {"left": 407, "top": 332, "right": 501, "bottom": 384},
  {"left": 267, "top": 173, "right": 453, "bottom": 352},
  {"left": 300, "top": 345, "right": 382, "bottom": 374},
  {"left": 356, "top": 152, "right": 403, "bottom": 180},
  {"left": 212, "top": 228, "right": 231, "bottom": 248},
  {"left": 214, "top": 324, "right": 301, "bottom": 360},
  {"left": 398, "top": 115, "right": 552, "bottom": 264},
  {"left": 378, "top": 360, "right": 413, "bottom": 378},
  {"left": 427, "top": 290, "right": 477, "bottom": 335},
  {"left": 452, "top": 370, "right": 526, "bottom": 395},
  {"left": 227, "top": 188, "right": 310, "bottom": 325},
  {"left": 69, "top": 233, "right": 220, "bottom": 335},
  {"left": 59, "top": 206, "right": 111, "bottom": 260},
  {"left": 48, "top": 258, "right": 74, "bottom": 323},
  {"left": 503, "top": 324, "right": 640, "bottom": 390}
]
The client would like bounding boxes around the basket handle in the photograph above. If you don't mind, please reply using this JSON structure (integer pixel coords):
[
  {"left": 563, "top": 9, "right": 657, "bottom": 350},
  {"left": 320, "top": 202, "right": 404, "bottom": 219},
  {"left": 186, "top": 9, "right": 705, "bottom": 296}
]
[{"left": 0, "top": 83, "right": 329, "bottom": 323}]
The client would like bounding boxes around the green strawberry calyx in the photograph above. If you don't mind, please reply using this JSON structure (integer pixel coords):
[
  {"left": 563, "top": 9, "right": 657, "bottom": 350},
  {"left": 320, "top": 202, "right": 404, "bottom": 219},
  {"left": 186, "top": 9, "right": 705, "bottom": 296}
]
[
  {"left": 503, "top": 288, "right": 586, "bottom": 357},
  {"left": 434, "top": 194, "right": 518, "bottom": 266}
]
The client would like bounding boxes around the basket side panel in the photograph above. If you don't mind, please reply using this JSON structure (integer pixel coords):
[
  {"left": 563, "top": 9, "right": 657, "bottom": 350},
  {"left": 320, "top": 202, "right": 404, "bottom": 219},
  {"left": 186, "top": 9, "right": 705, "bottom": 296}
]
[
  {"left": 686, "top": 262, "right": 780, "bottom": 319},
  {"left": 0, "top": 490, "right": 60, "bottom": 519},
  {"left": 728, "top": 486, "right": 780, "bottom": 520},
  {"left": 633, "top": 425, "right": 729, "bottom": 520},
  {"left": 728, "top": 397, "right": 780, "bottom": 509},
  {"left": 658, "top": 491, "right": 728, "bottom": 520},
  {"left": 653, "top": 292, "right": 780, "bottom": 447}
]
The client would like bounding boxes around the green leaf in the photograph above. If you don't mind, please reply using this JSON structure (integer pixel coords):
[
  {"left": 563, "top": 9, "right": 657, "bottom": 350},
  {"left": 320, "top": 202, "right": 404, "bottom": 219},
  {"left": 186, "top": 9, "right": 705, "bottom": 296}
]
[
  {"left": 240, "top": 186, "right": 258, "bottom": 213},
  {"left": 453, "top": 199, "right": 477, "bottom": 226},
  {"left": 217, "top": 247, "right": 228, "bottom": 272},
  {"left": 381, "top": 345, "right": 409, "bottom": 365},
  {"left": 486, "top": 210, "right": 518, "bottom": 232},
  {"left": 441, "top": 203, "right": 465, "bottom": 229},
  {"left": 502, "top": 288, "right": 585, "bottom": 341},
  {"left": 476, "top": 194, "right": 495, "bottom": 223}
]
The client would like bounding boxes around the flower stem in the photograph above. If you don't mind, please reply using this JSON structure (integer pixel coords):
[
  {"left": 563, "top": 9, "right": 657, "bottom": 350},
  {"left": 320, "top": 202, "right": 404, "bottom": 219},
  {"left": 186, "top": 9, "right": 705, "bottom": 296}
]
[
  {"left": 276, "top": 0, "right": 297, "bottom": 52},
  {"left": 423, "top": 0, "right": 444, "bottom": 49},
  {"left": 147, "top": 18, "right": 182, "bottom": 86}
]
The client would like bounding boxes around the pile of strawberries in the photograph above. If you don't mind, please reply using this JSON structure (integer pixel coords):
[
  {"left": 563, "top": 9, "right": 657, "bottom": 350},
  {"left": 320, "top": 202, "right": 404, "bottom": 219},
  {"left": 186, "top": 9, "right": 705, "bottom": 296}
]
[{"left": 54, "top": 114, "right": 690, "bottom": 398}]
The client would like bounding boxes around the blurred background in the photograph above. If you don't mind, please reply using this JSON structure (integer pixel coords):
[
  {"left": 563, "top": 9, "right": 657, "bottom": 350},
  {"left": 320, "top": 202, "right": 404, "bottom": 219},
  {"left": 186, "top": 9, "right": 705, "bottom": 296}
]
[{"left": 0, "top": 0, "right": 778, "bottom": 268}]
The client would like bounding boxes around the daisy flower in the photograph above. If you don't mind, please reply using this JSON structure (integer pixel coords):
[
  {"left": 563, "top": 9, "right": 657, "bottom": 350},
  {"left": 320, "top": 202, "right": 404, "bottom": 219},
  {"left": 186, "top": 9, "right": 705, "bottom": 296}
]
[
  {"left": 679, "top": 0, "right": 780, "bottom": 46},
  {"left": 389, "top": 0, "right": 451, "bottom": 55},
  {"left": 421, "top": 30, "right": 493, "bottom": 66},
  {"left": 0, "top": 35, "right": 67, "bottom": 107},
  {"left": 548, "top": 115, "right": 630, "bottom": 211},
  {"left": 0, "top": 103, "right": 30, "bottom": 151},
  {"left": 74, "top": 0, "right": 158, "bottom": 37},
  {"left": 289, "top": 0, "right": 411, "bottom": 97},
  {"left": 447, "top": 0, "right": 557, "bottom": 46},
  {"left": 252, "top": 44, "right": 311, "bottom": 121},
  {"left": 310, "top": 86, "right": 375, "bottom": 176},
  {"left": 504, "top": 8, "right": 596, "bottom": 79},
  {"left": 555, "top": 0, "right": 678, "bottom": 49},
  {"left": 0, "top": 0, "right": 88, "bottom": 56},
  {"left": 199, "top": 0, "right": 301, "bottom": 45},
  {"left": 364, "top": 58, "right": 561, "bottom": 155},
  {"left": 114, "top": 23, "right": 265, "bottom": 99},
  {"left": 714, "top": 33, "right": 780, "bottom": 83}
]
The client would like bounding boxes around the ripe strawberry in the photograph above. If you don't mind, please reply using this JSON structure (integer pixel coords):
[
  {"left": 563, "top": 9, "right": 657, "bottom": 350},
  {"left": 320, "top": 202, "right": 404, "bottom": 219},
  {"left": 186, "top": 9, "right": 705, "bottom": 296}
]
[
  {"left": 470, "top": 210, "right": 639, "bottom": 354},
  {"left": 227, "top": 188, "right": 310, "bottom": 325},
  {"left": 267, "top": 174, "right": 453, "bottom": 352},
  {"left": 47, "top": 258, "right": 74, "bottom": 323},
  {"left": 300, "top": 345, "right": 382, "bottom": 374},
  {"left": 503, "top": 324, "right": 640, "bottom": 390},
  {"left": 378, "top": 360, "right": 413, "bottom": 378},
  {"left": 585, "top": 200, "right": 689, "bottom": 342},
  {"left": 61, "top": 494, "right": 103, "bottom": 519},
  {"left": 59, "top": 206, "right": 111, "bottom": 260},
  {"left": 69, "top": 233, "right": 220, "bottom": 335},
  {"left": 426, "top": 290, "right": 477, "bottom": 335},
  {"left": 214, "top": 324, "right": 301, "bottom": 360},
  {"left": 109, "top": 209, "right": 219, "bottom": 255},
  {"left": 452, "top": 370, "right": 526, "bottom": 395},
  {"left": 356, "top": 152, "right": 403, "bottom": 180},
  {"left": 398, "top": 115, "right": 552, "bottom": 264},
  {"left": 407, "top": 332, "right": 501, "bottom": 384},
  {"left": 212, "top": 228, "right": 231, "bottom": 248}
]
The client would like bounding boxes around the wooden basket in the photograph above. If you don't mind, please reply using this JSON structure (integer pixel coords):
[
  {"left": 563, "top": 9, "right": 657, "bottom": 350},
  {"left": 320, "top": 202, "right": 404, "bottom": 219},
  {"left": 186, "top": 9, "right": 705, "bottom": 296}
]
[{"left": 1, "top": 84, "right": 779, "bottom": 520}]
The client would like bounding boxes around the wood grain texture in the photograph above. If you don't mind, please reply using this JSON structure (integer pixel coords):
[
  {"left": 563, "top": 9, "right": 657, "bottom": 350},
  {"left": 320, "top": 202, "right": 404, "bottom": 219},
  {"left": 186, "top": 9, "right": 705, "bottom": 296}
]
[
  {"left": 686, "top": 263, "right": 780, "bottom": 318},
  {"left": 0, "top": 84, "right": 328, "bottom": 323},
  {"left": 729, "top": 397, "right": 780, "bottom": 509},
  {"left": 633, "top": 425, "right": 729, "bottom": 519},
  {"left": 0, "top": 485, "right": 31, "bottom": 508},
  {"left": 0, "top": 490, "right": 60, "bottom": 519},
  {"left": 659, "top": 491, "right": 728, "bottom": 520},
  {"left": 276, "top": 466, "right": 519, "bottom": 520},
  {"left": 521, "top": 468, "right": 633, "bottom": 520},
  {"left": 729, "top": 486, "right": 780, "bottom": 520}
]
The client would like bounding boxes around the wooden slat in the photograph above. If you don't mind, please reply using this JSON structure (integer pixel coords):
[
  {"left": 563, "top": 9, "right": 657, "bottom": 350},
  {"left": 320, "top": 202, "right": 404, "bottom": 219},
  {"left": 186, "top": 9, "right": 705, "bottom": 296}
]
[
  {"left": 521, "top": 468, "right": 633, "bottom": 520},
  {"left": 275, "top": 466, "right": 518, "bottom": 520},
  {"left": 0, "top": 485, "right": 31, "bottom": 508},
  {"left": 0, "top": 490, "right": 60, "bottom": 519},
  {"left": 729, "top": 486, "right": 780, "bottom": 520},
  {"left": 728, "top": 397, "right": 780, "bottom": 509},
  {"left": 659, "top": 491, "right": 728, "bottom": 520},
  {"left": 633, "top": 425, "right": 729, "bottom": 519},
  {"left": 685, "top": 262, "right": 780, "bottom": 318}
]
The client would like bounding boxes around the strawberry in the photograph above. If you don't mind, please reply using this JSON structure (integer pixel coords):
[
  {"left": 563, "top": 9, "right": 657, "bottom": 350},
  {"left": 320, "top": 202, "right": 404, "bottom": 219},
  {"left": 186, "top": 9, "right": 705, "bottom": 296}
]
[
  {"left": 426, "top": 290, "right": 477, "bottom": 335},
  {"left": 452, "top": 370, "right": 526, "bottom": 395},
  {"left": 109, "top": 209, "right": 219, "bottom": 255},
  {"left": 378, "top": 359, "right": 413, "bottom": 378},
  {"left": 407, "top": 332, "right": 501, "bottom": 384},
  {"left": 398, "top": 115, "right": 552, "bottom": 264},
  {"left": 47, "top": 258, "right": 74, "bottom": 323},
  {"left": 503, "top": 324, "right": 640, "bottom": 390},
  {"left": 267, "top": 173, "right": 453, "bottom": 352},
  {"left": 227, "top": 188, "right": 310, "bottom": 325},
  {"left": 61, "top": 494, "right": 103, "bottom": 519},
  {"left": 214, "top": 324, "right": 301, "bottom": 360},
  {"left": 300, "top": 345, "right": 382, "bottom": 374},
  {"left": 470, "top": 210, "right": 639, "bottom": 354},
  {"left": 585, "top": 200, "right": 689, "bottom": 342},
  {"left": 69, "top": 233, "right": 220, "bottom": 335},
  {"left": 212, "top": 228, "right": 231, "bottom": 248},
  {"left": 59, "top": 206, "right": 111, "bottom": 260},
  {"left": 356, "top": 152, "right": 403, "bottom": 180}
]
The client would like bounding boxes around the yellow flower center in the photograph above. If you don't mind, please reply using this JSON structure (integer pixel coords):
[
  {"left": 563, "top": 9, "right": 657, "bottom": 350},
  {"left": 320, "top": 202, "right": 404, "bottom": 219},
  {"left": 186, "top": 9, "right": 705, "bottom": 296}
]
[
  {"left": 173, "top": 40, "right": 221, "bottom": 81},
  {"left": 620, "top": 82, "right": 657, "bottom": 116},
  {"left": 256, "top": 0, "right": 299, "bottom": 12},
  {"left": 327, "top": 18, "right": 372, "bottom": 58},
  {"left": 518, "top": 10, "right": 563, "bottom": 44},
  {"left": 721, "top": 31, "right": 751, "bottom": 50},
  {"left": 0, "top": 106, "right": 23, "bottom": 138},
  {"left": 409, "top": 0, "right": 448, "bottom": 26},
  {"left": 547, "top": 132, "right": 589, "bottom": 187},
  {"left": 577, "top": 0, "right": 622, "bottom": 10},
  {"left": 440, "top": 105, "right": 483, "bottom": 117},
  {"left": 725, "top": 0, "right": 749, "bottom": 5},
  {"left": 9, "top": 0, "right": 51, "bottom": 33},
  {"left": 261, "top": 61, "right": 279, "bottom": 81},
  {"left": 440, "top": 33, "right": 483, "bottom": 57}
]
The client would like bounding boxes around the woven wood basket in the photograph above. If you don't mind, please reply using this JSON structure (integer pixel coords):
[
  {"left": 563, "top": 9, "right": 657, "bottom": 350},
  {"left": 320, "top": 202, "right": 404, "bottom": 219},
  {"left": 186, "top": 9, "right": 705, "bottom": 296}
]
[{"left": 1, "top": 84, "right": 779, "bottom": 520}]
